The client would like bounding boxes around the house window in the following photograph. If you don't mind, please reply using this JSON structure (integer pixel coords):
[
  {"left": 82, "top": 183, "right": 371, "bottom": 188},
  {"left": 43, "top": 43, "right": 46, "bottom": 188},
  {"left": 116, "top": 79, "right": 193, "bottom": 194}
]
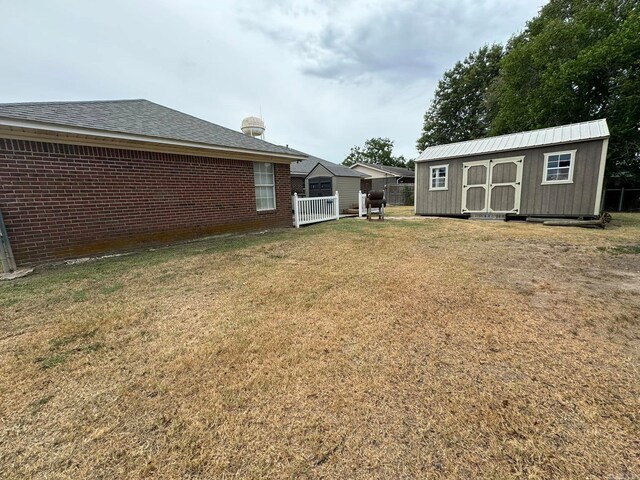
[
  {"left": 543, "top": 150, "right": 575, "bottom": 184},
  {"left": 430, "top": 165, "right": 448, "bottom": 190},
  {"left": 254, "top": 162, "right": 276, "bottom": 211}
]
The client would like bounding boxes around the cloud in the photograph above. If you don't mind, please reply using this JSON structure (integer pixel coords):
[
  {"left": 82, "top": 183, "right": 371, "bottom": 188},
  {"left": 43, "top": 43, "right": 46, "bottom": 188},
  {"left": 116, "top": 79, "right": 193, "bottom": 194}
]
[
  {"left": 0, "top": 0, "right": 544, "bottom": 163},
  {"left": 242, "top": 0, "right": 542, "bottom": 83}
]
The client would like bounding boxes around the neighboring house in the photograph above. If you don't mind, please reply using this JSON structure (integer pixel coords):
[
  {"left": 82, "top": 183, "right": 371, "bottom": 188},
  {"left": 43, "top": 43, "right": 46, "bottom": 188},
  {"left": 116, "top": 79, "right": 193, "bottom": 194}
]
[
  {"left": 290, "top": 155, "right": 368, "bottom": 212},
  {"left": 349, "top": 163, "right": 415, "bottom": 192},
  {"left": 414, "top": 119, "right": 609, "bottom": 219},
  {"left": 0, "top": 99, "right": 306, "bottom": 267}
]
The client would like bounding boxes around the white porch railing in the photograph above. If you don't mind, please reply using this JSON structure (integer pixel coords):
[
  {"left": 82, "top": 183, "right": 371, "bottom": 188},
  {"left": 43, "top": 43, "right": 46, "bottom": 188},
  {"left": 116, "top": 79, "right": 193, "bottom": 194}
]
[{"left": 293, "top": 192, "right": 340, "bottom": 228}]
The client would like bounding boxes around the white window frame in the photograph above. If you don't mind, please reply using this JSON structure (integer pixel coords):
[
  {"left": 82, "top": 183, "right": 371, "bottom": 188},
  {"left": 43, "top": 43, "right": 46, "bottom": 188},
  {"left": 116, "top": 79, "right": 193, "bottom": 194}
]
[
  {"left": 429, "top": 164, "right": 449, "bottom": 191},
  {"left": 542, "top": 150, "right": 576, "bottom": 185},
  {"left": 254, "top": 162, "right": 276, "bottom": 211}
]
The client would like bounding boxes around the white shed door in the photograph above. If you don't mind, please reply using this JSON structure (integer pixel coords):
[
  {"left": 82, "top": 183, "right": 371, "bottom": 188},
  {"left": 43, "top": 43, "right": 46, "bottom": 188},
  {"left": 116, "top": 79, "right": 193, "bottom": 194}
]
[{"left": 462, "top": 157, "right": 524, "bottom": 214}]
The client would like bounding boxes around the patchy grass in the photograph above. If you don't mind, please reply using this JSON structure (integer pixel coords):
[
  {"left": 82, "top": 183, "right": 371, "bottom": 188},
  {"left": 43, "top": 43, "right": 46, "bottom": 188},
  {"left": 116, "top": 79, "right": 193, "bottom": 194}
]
[
  {"left": 610, "top": 244, "right": 640, "bottom": 255},
  {"left": 384, "top": 205, "right": 415, "bottom": 217},
  {"left": 1, "top": 214, "right": 639, "bottom": 478},
  {"left": 29, "top": 395, "right": 54, "bottom": 414},
  {"left": 34, "top": 352, "right": 69, "bottom": 369}
]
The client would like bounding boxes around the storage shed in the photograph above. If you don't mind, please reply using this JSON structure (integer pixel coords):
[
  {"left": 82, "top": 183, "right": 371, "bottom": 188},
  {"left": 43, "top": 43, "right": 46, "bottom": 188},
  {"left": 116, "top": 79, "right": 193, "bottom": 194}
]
[
  {"left": 414, "top": 119, "right": 609, "bottom": 219},
  {"left": 290, "top": 155, "right": 368, "bottom": 212}
]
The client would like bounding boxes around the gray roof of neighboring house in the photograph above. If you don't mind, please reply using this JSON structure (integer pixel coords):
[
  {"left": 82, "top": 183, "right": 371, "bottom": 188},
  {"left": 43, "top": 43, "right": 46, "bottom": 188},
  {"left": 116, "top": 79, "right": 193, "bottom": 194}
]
[
  {"left": 290, "top": 154, "right": 368, "bottom": 177},
  {"left": 352, "top": 163, "right": 415, "bottom": 177},
  {"left": 0, "top": 99, "right": 303, "bottom": 157},
  {"left": 416, "top": 119, "right": 609, "bottom": 162}
]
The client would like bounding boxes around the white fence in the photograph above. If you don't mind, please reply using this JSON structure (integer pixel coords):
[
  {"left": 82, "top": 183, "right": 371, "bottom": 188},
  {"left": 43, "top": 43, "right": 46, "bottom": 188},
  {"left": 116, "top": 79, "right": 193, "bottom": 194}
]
[
  {"left": 358, "top": 191, "right": 367, "bottom": 217},
  {"left": 293, "top": 192, "right": 340, "bottom": 228}
]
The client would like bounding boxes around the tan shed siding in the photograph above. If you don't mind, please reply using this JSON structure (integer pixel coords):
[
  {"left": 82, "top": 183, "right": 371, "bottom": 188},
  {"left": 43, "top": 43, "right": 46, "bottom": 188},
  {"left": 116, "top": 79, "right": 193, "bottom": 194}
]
[
  {"left": 306, "top": 163, "right": 333, "bottom": 179},
  {"left": 416, "top": 140, "right": 604, "bottom": 216},
  {"left": 333, "top": 176, "right": 361, "bottom": 212},
  {"left": 519, "top": 140, "right": 603, "bottom": 216},
  {"left": 304, "top": 163, "right": 334, "bottom": 196},
  {"left": 416, "top": 162, "right": 463, "bottom": 214},
  {"left": 492, "top": 163, "right": 516, "bottom": 183}
]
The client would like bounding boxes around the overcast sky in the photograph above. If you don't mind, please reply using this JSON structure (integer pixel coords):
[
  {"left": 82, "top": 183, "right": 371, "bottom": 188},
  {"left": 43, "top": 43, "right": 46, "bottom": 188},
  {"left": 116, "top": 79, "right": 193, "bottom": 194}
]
[{"left": 1, "top": 0, "right": 544, "bottom": 163}]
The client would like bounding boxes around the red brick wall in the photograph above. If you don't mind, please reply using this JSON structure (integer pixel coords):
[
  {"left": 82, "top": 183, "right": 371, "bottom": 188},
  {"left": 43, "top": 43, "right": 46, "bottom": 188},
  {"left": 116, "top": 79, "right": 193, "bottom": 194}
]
[{"left": 0, "top": 138, "right": 292, "bottom": 266}]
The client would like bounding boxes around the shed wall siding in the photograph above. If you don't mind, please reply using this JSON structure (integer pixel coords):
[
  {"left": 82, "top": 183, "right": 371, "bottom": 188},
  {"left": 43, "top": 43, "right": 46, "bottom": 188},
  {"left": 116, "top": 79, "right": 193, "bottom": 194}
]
[
  {"left": 415, "top": 162, "right": 463, "bottom": 215},
  {"left": 0, "top": 138, "right": 292, "bottom": 266},
  {"left": 416, "top": 140, "right": 604, "bottom": 216},
  {"left": 306, "top": 164, "right": 333, "bottom": 179},
  {"left": 333, "top": 176, "right": 361, "bottom": 211},
  {"left": 304, "top": 164, "right": 334, "bottom": 197}
]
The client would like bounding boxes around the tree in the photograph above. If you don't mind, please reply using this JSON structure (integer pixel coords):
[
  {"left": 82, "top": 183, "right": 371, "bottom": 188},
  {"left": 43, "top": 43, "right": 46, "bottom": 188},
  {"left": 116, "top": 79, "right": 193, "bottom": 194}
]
[
  {"left": 490, "top": 0, "right": 640, "bottom": 180},
  {"left": 416, "top": 44, "right": 503, "bottom": 152},
  {"left": 342, "top": 137, "right": 412, "bottom": 169}
]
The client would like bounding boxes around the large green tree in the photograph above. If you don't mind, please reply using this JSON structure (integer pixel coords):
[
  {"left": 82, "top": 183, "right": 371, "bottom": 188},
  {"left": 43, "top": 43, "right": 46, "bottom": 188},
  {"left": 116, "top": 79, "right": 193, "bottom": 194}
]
[
  {"left": 490, "top": 0, "right": 640, "bottom": 180},
  {"left": 342, "top": 137, "right": 411, "bottom": 169},
  {"left": 416, "top": 44, "right": 504, "bottom": 152}
]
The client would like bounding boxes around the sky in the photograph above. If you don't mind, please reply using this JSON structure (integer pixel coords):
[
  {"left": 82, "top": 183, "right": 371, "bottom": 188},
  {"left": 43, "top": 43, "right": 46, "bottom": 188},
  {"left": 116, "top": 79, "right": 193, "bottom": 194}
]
[{"left": 0, "top": 0, "right": 545, "bottom": 163}]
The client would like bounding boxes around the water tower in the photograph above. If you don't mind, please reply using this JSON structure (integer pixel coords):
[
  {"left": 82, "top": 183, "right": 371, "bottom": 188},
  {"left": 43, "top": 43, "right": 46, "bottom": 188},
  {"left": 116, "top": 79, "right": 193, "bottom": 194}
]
[{"left": 241, "top": 116, "right": 265, "bottom": 140}]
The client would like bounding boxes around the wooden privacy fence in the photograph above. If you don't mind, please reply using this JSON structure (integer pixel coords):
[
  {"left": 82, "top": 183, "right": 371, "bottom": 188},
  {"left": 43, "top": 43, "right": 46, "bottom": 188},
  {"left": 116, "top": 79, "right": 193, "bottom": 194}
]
[
  {"left": 386, "top": 184, "right": 415, "bottom": 206},
  {"left": 292, "top": 192, "right": 339, "bottom": 228}
]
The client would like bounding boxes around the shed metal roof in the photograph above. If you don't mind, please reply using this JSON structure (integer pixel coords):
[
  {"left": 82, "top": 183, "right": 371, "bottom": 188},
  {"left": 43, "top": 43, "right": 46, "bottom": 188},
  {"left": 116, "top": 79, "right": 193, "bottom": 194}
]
[
  {"left": 0, "top": 99, "right": 304, "bottom": 158},
  {"left": 416, "top": 119, "right": 609, "bottom": 163}
]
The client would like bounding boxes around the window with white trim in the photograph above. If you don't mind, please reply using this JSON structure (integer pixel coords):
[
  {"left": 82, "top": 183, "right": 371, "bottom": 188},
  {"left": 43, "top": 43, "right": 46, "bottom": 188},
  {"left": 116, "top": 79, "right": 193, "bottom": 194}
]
[
  {"left": 430, "top": 165, "right": 448, "bottom": 190},
  {"left": 254, "top": 162, "right": 276, "bottom": 211},
  {"left": 543, "top": 151, "right": 575, "bottom": 184}
]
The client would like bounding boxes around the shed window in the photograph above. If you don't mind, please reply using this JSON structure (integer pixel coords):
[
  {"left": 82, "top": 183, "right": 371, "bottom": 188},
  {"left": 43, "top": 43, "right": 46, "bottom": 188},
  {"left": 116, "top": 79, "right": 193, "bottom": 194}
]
[
  {"left": 430, "top": 165, "right": 448, "bottom": 190},
  {"left": 254, "top": 162, "right": 276, "bottom": 211},
  {"left": 543, "top": 151, "right": 575, "bottom": 184}
]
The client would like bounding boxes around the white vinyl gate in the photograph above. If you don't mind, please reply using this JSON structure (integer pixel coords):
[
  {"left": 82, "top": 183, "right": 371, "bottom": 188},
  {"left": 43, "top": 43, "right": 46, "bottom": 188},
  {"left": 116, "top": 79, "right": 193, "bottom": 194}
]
[{"left": 292, "top": 192, "right": 339, "bottom": 228}]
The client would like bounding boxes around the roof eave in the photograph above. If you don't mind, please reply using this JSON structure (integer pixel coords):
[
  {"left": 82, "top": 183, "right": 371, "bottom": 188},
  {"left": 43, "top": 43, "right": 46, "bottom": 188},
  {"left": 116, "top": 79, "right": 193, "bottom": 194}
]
[
  {"left": 0, "top": 117, "right": 307, "bottom": 162},
  {"left": 350, "top": 162, "right": 401, "bottom": 177}
]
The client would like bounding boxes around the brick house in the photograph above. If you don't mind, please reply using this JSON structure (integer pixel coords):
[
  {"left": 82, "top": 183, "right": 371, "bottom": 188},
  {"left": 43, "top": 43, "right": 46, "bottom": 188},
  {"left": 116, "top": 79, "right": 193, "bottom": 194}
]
[{"left": 0, "top": 100, "right": 306, "bottom": 268}]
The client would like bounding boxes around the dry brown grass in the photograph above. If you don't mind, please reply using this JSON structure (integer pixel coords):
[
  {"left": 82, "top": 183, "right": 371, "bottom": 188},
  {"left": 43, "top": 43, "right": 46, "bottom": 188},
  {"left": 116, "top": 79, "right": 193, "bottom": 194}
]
[
  {"left": 383, "top": 205, "right": 416, "bottom": 217},
  {"left": 1, "top": 215, "right": 639, "bottom": 479}
]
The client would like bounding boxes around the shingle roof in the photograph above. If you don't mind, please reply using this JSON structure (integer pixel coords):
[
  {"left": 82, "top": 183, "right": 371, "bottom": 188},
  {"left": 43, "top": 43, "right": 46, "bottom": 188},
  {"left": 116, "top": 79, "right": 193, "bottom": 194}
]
[
  {"left": 0, "top": 99, "right": 303, "bottom": 157},
  {"left": 416, "top": 119, "right": 609, "bottom": 162},
  {"left": 290, "top": 154, "right": 368, "bottom": 177},
  {"left": 352, "top": 163, "right": 415, "bottom": 177}
]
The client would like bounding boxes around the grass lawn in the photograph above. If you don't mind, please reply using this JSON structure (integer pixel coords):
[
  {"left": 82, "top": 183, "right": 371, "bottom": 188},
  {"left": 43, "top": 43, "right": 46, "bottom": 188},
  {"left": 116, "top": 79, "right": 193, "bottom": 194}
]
[
  {"left": 1, "top": 215, "right": 639, "bottom": 479},
  {"left": 384, "top": 205, "right": 416, "bottom": 217}
]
